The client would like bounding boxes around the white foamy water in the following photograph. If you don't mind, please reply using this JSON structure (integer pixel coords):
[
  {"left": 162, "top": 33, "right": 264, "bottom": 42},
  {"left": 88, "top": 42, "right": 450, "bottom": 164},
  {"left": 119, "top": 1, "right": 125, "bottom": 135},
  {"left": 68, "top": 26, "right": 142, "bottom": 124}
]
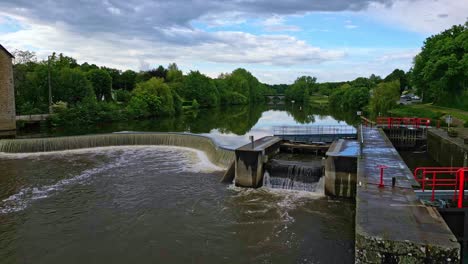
[{"left": 0, "top": 146, "right": 224, "bottom": 214}]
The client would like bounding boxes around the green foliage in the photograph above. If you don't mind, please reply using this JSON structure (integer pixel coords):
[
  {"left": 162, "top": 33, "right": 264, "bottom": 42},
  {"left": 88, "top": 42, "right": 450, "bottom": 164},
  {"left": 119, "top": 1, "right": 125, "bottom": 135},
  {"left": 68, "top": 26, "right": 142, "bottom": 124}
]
[
  {"left": 384, "top": 69, "right": 408, "bottom": 93},
  {"left": 285, "top": 76, "right": 317, "bottom": 103},
  {"left": 329, "top": 84, "right": 370, "bottom": 112},
  {"left": 86, "top": 69, "right": 112, "bottom": 101},
  {"left": 51, "top": 101, "right": 68, "bottom": 113},
  {"left": 412, "top": 23, "right": 467, "bottom": 109},
  {"left": 114, "top": 89, "right": 132, "bottom": 103},
  {"left": 55, "top": 68, "right": 95, "bottom": 105},
  {"left": 221, "top": 68, "right": 267, "bottom": 103},
  {"left": 192, "top": 99, "right": 200, "bottom": 109},
  {"left": 182, "top": 71, "right": 219, "bottom": 107},
  {"left": 369, "top": 80, "right": 400, "bottom": 115},
  {"left": 120, "top": 70, "right": 137, "bottom": 91},
  {"left": 50, "top": 101, "right": 126, "bottom": 127},
  {"left": 127, "top": 77, "right": 174, "bottom": 117}
]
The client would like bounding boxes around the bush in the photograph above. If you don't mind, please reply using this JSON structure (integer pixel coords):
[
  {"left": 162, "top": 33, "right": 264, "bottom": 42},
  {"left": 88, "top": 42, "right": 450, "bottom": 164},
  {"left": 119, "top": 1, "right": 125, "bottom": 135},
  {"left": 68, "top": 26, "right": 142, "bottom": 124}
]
[
  {"left": 50, "top": 101, "right": 126, "bottom": 127},
  {"left": 114, "top": 89, "right": 132, "bottom": 103}
]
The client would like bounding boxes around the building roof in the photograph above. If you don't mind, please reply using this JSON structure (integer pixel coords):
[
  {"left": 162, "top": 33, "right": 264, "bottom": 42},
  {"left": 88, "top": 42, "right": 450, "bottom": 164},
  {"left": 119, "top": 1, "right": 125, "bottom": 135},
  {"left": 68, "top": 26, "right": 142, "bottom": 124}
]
[{"left": 0, "top": 44, "right": 14, "bottom": 58}]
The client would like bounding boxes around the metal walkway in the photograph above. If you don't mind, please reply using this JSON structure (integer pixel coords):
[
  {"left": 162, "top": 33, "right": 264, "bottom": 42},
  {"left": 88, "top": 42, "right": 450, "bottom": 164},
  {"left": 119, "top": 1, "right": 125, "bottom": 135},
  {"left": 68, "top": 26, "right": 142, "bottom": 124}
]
[{"left": 273, "top": 125, "right": 357, "bottom": 143}]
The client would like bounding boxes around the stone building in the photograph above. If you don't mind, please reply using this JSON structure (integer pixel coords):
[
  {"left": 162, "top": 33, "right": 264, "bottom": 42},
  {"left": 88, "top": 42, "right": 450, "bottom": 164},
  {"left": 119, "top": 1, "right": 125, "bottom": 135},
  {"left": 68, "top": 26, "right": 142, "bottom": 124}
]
[{"left": 0, "top": 44, "right": 16, "bottom": 133}]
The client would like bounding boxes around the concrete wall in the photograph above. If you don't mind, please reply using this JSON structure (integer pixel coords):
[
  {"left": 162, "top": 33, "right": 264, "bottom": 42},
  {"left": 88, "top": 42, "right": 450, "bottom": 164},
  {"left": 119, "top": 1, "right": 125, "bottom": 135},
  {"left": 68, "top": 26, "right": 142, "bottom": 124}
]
[
  {"left": 428, "top": 130, "right": 467, "bottom": 167},
  {"left": 0, "top": 48, "right": 15, "bottom": 131},
  {"left": 324, "top": 156, "right": 357, "bottom": 198}
]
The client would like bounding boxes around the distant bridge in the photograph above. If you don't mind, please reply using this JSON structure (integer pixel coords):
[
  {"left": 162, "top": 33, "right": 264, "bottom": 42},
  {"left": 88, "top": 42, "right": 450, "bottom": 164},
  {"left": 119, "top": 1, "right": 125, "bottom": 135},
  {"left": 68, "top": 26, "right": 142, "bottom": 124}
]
[{"left": 265, "top": 94, "right": 285, "bottom": 101}]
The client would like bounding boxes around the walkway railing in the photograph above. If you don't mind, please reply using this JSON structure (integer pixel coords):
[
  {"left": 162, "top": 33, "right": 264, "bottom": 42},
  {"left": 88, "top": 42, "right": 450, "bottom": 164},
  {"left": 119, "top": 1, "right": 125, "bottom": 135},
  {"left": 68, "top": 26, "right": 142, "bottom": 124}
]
[
  {"left": 273, "top": 125, "right": 356, "bottom": 135},
  {"left": 376, "top": 117, "right": 431, "bottom": 129},
  {"left": 414, "top": 167, "right": 468, "bottom": 207}
]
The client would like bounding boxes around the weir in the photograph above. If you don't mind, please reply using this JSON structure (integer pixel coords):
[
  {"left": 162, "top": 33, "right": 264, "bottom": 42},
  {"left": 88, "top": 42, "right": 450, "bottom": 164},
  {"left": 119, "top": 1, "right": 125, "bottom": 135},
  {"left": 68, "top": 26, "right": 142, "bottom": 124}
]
[{"left": 0, "top": 132, "right": 235, "bottom": 168}]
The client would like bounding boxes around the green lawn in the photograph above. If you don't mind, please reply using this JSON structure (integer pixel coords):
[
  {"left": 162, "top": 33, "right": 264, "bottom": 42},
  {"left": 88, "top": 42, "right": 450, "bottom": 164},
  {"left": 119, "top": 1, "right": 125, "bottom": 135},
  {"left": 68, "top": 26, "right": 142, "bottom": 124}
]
[
  {"left": 309, "top": 95, "right": 329, "bottom": 105},
  {"left": 389, "top": 103, "right": 468, "bottom": 127}
]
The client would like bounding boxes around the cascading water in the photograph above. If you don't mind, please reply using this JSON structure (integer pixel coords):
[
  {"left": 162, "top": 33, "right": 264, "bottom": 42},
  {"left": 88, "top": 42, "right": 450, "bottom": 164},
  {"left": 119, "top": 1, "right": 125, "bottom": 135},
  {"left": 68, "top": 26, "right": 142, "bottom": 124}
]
[
  {"left": 0, "top": 133, "right": 235, "bottom": 168},
  {"left": 263, "top": 159, "right": 324, "bottom": 192}
]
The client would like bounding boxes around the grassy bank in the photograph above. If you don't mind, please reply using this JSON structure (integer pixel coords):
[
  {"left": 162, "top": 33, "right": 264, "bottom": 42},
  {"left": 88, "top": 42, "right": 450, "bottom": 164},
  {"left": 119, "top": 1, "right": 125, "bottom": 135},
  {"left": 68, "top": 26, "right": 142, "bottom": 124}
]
[
  {"left": 309, "top": 95, "right": 329, "bottom": 108},
  {"left": 388, "top": 103, "right": 468, "bottom": 127}
]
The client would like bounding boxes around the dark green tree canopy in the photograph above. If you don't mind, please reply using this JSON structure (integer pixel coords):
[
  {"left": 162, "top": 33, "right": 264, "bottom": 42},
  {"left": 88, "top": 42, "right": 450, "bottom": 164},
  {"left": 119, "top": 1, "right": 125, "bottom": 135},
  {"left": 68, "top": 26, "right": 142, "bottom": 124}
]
[{"left": 412, "top": 23, "right": 467, "bottom": 109}]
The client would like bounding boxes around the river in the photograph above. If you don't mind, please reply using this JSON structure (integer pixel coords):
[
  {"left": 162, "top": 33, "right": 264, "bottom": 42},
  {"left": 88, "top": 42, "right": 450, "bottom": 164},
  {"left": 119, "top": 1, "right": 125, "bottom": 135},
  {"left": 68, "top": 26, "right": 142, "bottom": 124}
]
[{"left": 1, "top": 104, "right": 356, "bottom": 264}]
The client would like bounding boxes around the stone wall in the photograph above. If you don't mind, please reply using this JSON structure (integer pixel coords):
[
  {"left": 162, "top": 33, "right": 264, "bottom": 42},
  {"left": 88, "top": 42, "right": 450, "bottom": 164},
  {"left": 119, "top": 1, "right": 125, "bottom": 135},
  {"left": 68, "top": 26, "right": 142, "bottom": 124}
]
[{"left": 0, "top": 48, "right": 15, "bottom": 131}]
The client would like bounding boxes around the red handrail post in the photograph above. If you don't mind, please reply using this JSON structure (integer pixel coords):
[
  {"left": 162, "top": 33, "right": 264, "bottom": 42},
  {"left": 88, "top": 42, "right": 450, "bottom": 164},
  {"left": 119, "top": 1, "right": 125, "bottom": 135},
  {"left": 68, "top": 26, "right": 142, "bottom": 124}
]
[
  {"left": 437, "top": 120, "right": 440, "bottom": 129},
  {"left": 378, "top": 165, "right": 387, "bottom": 188},
  {"left": 431, "top": 172, "right": 436, "bottom": 201},
  {"left": 422, "top": 171, "right": 426, "bottom": 191},
  {"left": 458, "top": 169, "right": 465, "bottom": 208}
]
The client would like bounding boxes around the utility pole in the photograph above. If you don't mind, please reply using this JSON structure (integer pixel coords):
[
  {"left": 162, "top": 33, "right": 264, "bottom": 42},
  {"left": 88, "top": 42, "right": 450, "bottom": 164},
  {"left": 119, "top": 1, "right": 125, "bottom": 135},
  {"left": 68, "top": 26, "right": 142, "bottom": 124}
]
[{"left": 48, "top": 55, "right": 52, "bottom": 113}]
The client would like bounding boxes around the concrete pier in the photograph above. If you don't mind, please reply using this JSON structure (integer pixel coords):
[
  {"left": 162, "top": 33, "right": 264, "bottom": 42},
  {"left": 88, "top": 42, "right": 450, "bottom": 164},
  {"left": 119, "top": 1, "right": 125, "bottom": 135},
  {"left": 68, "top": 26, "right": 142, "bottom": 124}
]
[
  {"left": 356, "top": 127, "right": 460, "bottom": 263},
  {"left": 325, "top": 139, "right": 359, "bottom": 198},
  {"left": 234, "top": 136, "right": 282, "bottom": 187}
]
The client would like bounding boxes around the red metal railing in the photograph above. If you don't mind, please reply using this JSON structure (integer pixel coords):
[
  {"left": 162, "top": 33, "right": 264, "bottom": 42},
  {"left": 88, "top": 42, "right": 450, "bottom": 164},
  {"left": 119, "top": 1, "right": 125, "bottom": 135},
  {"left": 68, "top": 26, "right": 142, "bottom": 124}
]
[
  {"left": 413, "top": 167, "right": 462, "bottom": 201},
  {"left": 457, "top": 168, "right": 468, "bottom": 208},
  {"left": 414, "top": 167, "right": 468, "bottom": 207},
  {"left": 376, "top": 117, "right": 431, "bottom": 129}
]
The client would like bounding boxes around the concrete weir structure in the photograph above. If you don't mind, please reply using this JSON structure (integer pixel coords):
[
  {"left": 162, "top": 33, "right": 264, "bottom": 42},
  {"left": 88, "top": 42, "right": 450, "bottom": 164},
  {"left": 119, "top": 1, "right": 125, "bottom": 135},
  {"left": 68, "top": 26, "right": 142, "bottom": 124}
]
[
  {"left": 234, "top": 136, "right": 282, "bottom": 187},
  {"left": 356, "top": 127, "right": 460, "bottom": 263},
  {"left": 325, "top": 139, "right": 358, "bottom": 198},
  {"left": 0, "top": 44, "right": 16, "bottom": 137}
]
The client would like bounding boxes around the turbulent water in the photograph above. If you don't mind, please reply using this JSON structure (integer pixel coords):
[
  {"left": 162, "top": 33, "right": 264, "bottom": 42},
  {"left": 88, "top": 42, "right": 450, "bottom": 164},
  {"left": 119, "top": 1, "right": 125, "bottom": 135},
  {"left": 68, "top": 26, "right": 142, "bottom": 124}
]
[
  {"left": 0, "top": 146, "right": 354, "bottom": 264},
  {"left": 264, "top": 160, "right": 325, "bottom": 192}
]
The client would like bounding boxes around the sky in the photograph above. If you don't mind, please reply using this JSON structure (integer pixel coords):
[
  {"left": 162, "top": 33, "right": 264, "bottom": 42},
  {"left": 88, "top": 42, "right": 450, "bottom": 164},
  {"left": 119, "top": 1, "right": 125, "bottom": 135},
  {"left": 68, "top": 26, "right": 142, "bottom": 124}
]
[{"left": 0, "top": 0, "right": 466, "bottom": 84}]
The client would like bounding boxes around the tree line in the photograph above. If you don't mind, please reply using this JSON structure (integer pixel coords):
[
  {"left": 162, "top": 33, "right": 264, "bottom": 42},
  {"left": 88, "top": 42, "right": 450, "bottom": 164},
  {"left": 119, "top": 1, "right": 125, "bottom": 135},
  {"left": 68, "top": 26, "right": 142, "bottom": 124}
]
[{"left": 12, "top": 52, "right": 271, "bottom": 125}]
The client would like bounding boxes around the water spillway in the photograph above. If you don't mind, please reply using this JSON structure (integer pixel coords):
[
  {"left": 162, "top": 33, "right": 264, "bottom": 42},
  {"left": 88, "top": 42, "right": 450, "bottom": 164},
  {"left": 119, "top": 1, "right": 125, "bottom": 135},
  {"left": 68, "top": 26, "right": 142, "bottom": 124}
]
[
  {"left": 263, "top": 159, "right": 324, "bottom": 192},
  {"left": 0, "top": 133, "right": 235, "bottom": 168}
]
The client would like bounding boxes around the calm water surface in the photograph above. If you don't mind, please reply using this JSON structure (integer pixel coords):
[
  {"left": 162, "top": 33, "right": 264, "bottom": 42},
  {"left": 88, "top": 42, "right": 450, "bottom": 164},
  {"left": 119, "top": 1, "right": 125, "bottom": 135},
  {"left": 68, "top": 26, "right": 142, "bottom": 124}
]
[{"left": 1, "top": 105, "right": 356, "bottom": 263}]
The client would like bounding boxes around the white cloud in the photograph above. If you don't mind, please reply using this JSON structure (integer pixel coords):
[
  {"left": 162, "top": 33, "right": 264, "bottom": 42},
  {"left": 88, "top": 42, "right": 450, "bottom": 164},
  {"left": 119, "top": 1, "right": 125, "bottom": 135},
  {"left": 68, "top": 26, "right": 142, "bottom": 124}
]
[
  {"left": 365, "top": 0, "right": 468, "bottom": 34},
  {"left": 107, "top": 7, "right": 121, "bottom": 15},
  {"left": 261, "top": 15, "right": 301, "bottom": 32},
  {"left": 0, "top": 15, "right": 345, "bottom": 73}
]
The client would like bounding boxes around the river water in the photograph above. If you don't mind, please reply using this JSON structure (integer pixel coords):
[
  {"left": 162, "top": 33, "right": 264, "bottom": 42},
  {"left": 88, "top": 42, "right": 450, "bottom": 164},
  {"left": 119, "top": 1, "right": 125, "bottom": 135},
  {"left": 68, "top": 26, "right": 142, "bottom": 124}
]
[{"left": 1, "top": 105, "right": 356, "bottom": 263}]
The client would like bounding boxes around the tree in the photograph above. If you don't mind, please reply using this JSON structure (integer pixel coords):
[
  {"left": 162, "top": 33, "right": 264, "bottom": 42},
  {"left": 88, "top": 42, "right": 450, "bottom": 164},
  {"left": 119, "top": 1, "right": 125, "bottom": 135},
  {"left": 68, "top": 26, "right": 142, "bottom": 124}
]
[
  {"left": 55, "top": 68, "right": 95, "bottom": 105},
  {"left": 285, "top": 76, "right": 317, "bottom": 102},
  {"left": 384, "top": 69, "right": 408, "bottom": 94},
  {"left": 120, "top": 70, "right": 137, "bottom": 91},
  {"left": 12, "top": 50, "right": 37, "bottom": 65},
  {"left": 369, "top": 80, "right": 400, "bottom": 115},
  {"left": 87, "top": 69, "right": 112, "bottom": 101},
  {"left": 182, "top": 71, "right": 219, "bottom": 107},
  {"left": 329, "top": 83, "right": 369, "bottom": 112},
  {"left": 411, "top": 23, "right": 467, "bottom": 109},
  {"left": 127, "top": 77, "right": 174, "bottom": 117}
]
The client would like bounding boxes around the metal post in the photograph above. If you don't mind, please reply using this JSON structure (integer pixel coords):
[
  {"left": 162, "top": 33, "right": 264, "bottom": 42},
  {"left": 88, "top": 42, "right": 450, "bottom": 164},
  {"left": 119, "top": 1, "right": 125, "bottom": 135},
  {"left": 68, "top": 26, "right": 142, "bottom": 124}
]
[
  {"left": 437, "top": 120, "right": 440, "bottom": 129},
  {"left": 458, "top": 169, "right": 465, "bottom": 209},
  {"left": 249, "top": 136, "right": 254, "bottom": 149},
  {"left": 378, "top": 165, "right": 387, "bottom": 188},
  {"left": 432, "top": 172, "right": 436, "bottom": 201}
]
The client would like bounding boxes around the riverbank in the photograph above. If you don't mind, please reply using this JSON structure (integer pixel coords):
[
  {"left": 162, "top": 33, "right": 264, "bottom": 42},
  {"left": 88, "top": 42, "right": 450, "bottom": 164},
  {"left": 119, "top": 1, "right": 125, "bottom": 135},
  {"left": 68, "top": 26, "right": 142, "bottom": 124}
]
[{"left": 389, "top": 103, "right": 468, "bottom": 127}]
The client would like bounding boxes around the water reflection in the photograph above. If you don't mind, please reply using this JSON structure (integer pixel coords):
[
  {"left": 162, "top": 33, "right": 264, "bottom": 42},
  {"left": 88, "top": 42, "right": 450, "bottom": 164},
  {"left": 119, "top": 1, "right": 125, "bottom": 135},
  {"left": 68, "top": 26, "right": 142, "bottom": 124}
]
[{"left": 19, "top": 104, "right": 360, "bottom": 148}]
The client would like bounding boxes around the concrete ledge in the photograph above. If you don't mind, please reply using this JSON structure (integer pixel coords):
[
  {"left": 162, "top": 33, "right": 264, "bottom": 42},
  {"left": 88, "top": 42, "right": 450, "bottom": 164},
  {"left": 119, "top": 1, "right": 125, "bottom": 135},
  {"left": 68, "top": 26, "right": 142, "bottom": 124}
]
[{"left": 355, "top": 128, "right": 460, "bottom": 263}]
